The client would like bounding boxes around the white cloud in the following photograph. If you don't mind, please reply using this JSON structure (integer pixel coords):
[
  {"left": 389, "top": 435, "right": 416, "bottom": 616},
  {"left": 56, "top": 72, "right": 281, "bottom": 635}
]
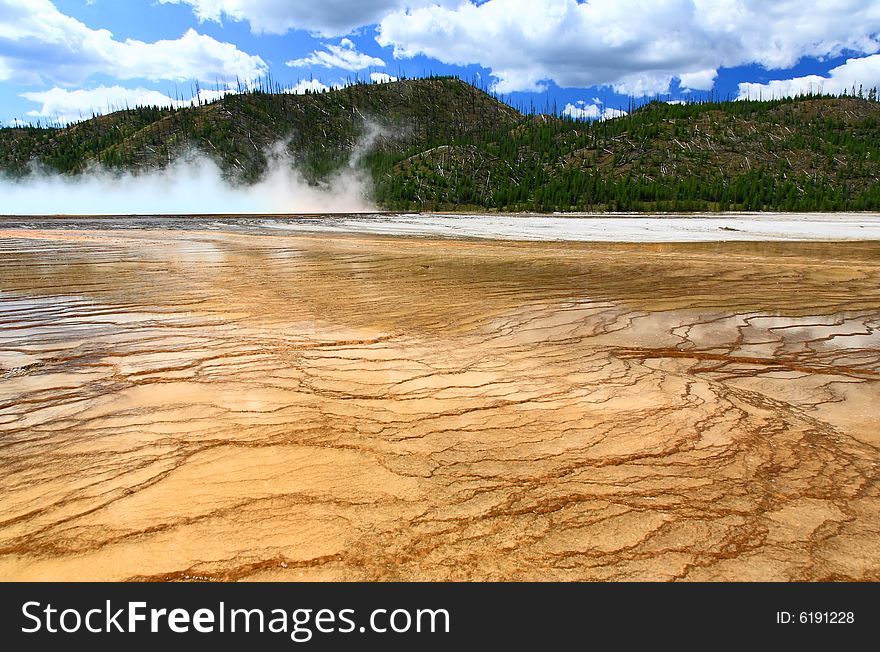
[
  {"left": 738, "top": 53, "right": 880, "bottom": 99},
  {"left": 563, "top": 103, "right": 601, "bottom": 119},
  {"left": 286, "top": 38, "right": 385, "bottom": 71},
  {"left": 159, "top": 0, "right": 459, "bottom": 37},
  {"left": 20, "top": 85, "right": 236, "bottom": 124},
  {"left": 376, "top": 0, "right": 880, "bottom": 95},
  {"left": 0, "top": 0, "right": 267, "bottom": 85},
  {"left": 562, "top": 102, "right": 626, "bottom": 121},
  {"left": 601, "top": 107, "right": 627, "bottom": 120},
  {"left": 370, "top": 72, "right": 397, "bottom": 83},
  {"left": 678, "top": 68, "right": 717, "bottom": 91},
  {"left": 284, "top": 79, "right": 332, "bottom": 94}
]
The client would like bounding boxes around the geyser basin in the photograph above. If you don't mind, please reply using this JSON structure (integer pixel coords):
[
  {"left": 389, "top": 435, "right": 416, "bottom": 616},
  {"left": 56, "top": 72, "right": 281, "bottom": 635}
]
[{"left": 0, "top": 222, "right": 878, "bottom": 581}]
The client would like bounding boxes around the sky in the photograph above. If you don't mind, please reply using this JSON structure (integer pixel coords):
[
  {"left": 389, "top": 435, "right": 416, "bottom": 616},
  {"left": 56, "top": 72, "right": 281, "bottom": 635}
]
[{"left": 1, "top": 0, "right": 879, "bottom": 126}]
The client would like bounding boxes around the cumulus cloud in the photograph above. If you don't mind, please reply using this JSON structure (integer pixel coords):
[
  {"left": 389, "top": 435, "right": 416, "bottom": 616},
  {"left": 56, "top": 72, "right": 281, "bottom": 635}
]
[
  {"left": 286, "top": 38, "right": 385, "bottom": 71},
  {"left": 0, "top": 0, "right": 267, "bottom": 85},
  {"left": 370, "top": 72, "right": 397, "bottom": 83},
  {"left": 285, "top": 79, "right": 332, "bottom": 94},
  {"left": 563, "top": 102, "right": 626, "bottom": 121},
  {"left": 563, "top": 103, "right": 600, "bottom": 119},
  {"left": 19, "top": 85, "right": 235, "bottom": 125},
  {"left": 678, "top": 69, "right": 718, "bottom": 91},
  {"left": 159, "top": 0, "right": 459, "bottom": 37},
  {"left": 737, "top": 54, "right": 880, "bottom": 99},
  {"left": 376, "top": 0, "right": 880, "bottom": 95},
  {"left": 600, "top": 107, "right": 627, "bottom": 120}
]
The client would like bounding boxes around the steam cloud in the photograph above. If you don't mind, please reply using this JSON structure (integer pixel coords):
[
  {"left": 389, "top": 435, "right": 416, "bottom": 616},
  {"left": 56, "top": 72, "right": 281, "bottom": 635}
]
[{"left": 0, "top": 137, "right": 380, "bottom": 216}]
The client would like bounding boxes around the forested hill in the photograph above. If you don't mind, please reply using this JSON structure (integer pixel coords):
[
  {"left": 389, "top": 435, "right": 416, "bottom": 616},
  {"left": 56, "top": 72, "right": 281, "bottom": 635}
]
[{"left": 2, "top": 76, "right": 880, "bottom": 212}]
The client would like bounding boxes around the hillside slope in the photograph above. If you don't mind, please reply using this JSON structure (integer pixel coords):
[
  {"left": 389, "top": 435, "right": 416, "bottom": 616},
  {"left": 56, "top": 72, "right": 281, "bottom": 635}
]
[{"left": 2, "top": 77, "right": 880, "bottom": 212}]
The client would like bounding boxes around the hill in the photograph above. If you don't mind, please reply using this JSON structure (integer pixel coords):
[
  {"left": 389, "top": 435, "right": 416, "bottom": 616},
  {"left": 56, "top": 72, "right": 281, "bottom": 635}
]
[{"left": 2, "top": 77, "right": 880, "bottom": 212}]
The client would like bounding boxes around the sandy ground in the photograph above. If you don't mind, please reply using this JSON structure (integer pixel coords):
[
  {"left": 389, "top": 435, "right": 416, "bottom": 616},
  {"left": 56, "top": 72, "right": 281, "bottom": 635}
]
[{"left": 0, "top": 225, "right": 878, "bottom": 581}]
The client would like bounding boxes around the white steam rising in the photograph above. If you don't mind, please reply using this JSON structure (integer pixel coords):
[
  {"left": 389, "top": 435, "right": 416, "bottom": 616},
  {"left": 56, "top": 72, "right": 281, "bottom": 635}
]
[{"left": 0, "top": 141, "right": 378, "bottom": 216}]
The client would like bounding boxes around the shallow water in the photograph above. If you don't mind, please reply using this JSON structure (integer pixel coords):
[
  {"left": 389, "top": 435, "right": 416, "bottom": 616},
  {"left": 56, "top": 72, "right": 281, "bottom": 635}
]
[{"left": 0, "top": 221, "right": 878, "bottom": 580}]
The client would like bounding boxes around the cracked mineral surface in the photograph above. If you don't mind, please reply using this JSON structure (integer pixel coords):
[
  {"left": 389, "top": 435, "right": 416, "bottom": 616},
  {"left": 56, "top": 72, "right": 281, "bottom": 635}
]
[{"left": 0, "top": 223, "right": 878, "bottom": 581}]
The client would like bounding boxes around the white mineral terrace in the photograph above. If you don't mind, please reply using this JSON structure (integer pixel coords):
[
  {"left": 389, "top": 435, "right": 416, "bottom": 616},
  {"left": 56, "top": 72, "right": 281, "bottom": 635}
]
[{"left": 253, "top": 212, "right": 880, "bottom": 242}]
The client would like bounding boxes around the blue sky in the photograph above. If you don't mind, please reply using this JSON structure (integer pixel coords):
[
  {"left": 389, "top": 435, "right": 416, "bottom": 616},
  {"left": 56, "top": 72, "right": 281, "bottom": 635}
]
[{"left": 2, "top": 0, "right": 880, "bottom": 125}]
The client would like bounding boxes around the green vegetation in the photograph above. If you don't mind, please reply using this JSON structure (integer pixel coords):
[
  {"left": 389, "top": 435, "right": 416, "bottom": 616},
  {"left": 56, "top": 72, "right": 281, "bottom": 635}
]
[{"left": 2, "top": 76, "right": 880, "bottom": 212}]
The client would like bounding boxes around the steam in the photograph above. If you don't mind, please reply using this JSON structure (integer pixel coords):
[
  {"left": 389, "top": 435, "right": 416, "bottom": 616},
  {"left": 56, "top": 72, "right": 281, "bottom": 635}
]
[
  {"left": 0, "top": 134, "right": 382, "bottom": 216},
  {"left": 348, "top": 121, "right": 386, "bottom": 169}
]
